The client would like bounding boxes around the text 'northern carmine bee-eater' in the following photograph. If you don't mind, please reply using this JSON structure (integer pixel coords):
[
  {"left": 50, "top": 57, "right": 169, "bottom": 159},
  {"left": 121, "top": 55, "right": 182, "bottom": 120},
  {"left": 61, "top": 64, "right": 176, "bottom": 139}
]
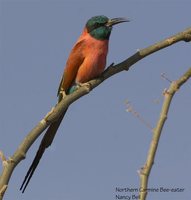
[{"left": 20, "top": 15, "right": 129, "bottom": 193}]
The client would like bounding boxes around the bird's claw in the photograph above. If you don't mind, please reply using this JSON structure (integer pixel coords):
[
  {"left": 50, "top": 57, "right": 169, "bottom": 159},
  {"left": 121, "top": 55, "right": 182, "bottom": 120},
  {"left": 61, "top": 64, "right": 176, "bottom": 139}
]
[
  {"left": 109, "top": 62, "right": 115, "bottom": 67},
  {"left": 77, "top": 82, "right": 91, "bottom": 93}
]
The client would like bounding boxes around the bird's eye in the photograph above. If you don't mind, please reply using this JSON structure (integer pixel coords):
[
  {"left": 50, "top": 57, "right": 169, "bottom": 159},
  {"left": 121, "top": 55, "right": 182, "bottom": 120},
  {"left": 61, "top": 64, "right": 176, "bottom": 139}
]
[{"left": 94, "top": 22, "right": 100, "bottom": 27}]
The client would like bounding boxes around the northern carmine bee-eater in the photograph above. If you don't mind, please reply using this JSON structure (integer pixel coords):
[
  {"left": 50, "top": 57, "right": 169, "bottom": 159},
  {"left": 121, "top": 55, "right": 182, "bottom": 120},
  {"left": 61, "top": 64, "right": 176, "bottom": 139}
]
[{"left": 20, "top": 15, "right": 129, "bottom": 193}]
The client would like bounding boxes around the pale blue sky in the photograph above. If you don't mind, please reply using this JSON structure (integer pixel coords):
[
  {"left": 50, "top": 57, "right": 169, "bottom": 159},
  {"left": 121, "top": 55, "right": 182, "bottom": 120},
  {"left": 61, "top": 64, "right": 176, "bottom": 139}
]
[{"left": 0, "top": 0, "right": 191, "bottom": 200}]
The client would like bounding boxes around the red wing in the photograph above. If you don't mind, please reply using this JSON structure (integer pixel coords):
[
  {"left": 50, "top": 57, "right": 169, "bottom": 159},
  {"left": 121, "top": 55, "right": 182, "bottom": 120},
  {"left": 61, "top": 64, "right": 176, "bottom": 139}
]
[{"left": 57, "top": 40, "right": 85, "bottom": 95}]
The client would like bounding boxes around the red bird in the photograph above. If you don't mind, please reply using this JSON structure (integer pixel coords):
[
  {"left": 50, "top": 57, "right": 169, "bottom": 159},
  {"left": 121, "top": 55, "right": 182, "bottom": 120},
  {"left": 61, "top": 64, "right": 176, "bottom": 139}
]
[{"left": 20, "top": 15, "right": 128, "bottom": 193}]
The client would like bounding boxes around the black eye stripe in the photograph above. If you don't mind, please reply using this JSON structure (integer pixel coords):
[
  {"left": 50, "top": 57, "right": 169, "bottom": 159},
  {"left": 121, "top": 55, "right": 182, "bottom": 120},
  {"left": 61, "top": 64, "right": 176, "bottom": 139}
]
[
  {"left": 93, "top": 22, "right": 101, "bottom": 28},
  {"left": 87, "top": 22, "right": 106, "bottom": 32}
]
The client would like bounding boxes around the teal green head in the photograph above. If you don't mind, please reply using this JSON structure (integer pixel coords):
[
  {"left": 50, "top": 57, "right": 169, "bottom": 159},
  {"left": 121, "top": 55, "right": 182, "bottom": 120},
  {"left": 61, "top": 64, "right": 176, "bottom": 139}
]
[{"left": 86, "top": 15, "right": 129, "bottom": 40}]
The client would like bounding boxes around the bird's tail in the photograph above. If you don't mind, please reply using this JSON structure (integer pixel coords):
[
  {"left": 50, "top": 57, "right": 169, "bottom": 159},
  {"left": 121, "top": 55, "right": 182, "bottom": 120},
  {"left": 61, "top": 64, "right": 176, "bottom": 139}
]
[{"left": 20, "top": 108, "right": 68, "bottom": 193}]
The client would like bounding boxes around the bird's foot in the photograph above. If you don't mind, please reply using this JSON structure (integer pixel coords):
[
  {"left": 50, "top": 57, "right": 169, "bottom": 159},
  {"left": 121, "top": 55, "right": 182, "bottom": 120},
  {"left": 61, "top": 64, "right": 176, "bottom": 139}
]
[
  {"left": 77, "top": 82, "right": 91, "bottom": 93},
  {"left": 77, "top": 82, "right": 89, "bottom": 87},
  {"left": 68, "top": 82, "right": 91, "bottom": 94}
]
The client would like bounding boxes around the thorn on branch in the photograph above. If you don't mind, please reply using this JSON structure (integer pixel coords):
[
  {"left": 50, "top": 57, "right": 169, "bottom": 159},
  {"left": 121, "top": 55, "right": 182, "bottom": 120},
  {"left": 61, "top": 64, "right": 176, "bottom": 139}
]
[
  {"left": 101, "top": 62, "right": 115, "bottom": 79},
  {"left": 103, "top": 62, "right": 115, "bottom": 73},
  {"left": 161, "top": 73, "right": 172, "bottom": 83},
  {"left": 109, "top": 62, "right": 115, "bottom": 67}
]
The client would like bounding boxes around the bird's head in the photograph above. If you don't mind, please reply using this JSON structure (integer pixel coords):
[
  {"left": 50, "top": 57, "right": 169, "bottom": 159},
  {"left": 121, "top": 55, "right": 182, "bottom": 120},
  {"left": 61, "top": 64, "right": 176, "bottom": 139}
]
[{"left": 85, "top": 15, "right": 129, "bottom": 40}]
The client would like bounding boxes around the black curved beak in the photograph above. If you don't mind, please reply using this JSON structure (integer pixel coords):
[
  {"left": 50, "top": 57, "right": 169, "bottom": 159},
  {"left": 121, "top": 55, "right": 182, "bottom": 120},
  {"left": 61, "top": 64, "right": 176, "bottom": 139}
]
[{"left": 106, "top": 17, "right": 130, "bottom": 27}]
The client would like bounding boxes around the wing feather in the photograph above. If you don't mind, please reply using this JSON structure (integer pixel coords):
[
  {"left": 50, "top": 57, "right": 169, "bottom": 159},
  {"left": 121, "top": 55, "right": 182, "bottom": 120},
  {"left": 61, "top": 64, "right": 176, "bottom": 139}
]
[{"left": 57, "top": 40, "right": 85, "bottom": 95}]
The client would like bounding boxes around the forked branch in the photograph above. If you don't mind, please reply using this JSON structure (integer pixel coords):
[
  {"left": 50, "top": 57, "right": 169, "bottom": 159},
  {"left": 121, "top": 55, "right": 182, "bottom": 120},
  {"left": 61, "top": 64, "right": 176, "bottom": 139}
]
[
  {"left": 0, "top": 27, "right": 191, "bottom": 200},
  {"left": 139, "top": 68, "right": 191, "bottom": 200}
]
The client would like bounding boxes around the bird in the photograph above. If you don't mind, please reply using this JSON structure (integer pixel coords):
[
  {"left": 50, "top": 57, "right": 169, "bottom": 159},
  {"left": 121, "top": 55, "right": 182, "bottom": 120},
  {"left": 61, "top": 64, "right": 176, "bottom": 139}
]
[{"left": 20, "top": 15, "right": 129, "bottom": 193}]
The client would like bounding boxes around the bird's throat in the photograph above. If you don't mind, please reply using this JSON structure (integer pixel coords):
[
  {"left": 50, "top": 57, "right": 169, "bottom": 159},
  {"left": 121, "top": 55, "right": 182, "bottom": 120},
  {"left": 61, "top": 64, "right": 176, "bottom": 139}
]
[{"left": 89, "top": 26, "right": 112, "bottom": 40}]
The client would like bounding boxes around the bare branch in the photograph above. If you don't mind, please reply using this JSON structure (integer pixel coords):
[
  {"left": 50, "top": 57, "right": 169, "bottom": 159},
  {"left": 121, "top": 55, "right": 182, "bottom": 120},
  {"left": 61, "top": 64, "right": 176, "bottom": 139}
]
[
  {"left": 139, "top": 67, "right": 191, "bottom": 200},
  {"left": 0, "top": 26, "right": 190, "bottom": 199}
]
